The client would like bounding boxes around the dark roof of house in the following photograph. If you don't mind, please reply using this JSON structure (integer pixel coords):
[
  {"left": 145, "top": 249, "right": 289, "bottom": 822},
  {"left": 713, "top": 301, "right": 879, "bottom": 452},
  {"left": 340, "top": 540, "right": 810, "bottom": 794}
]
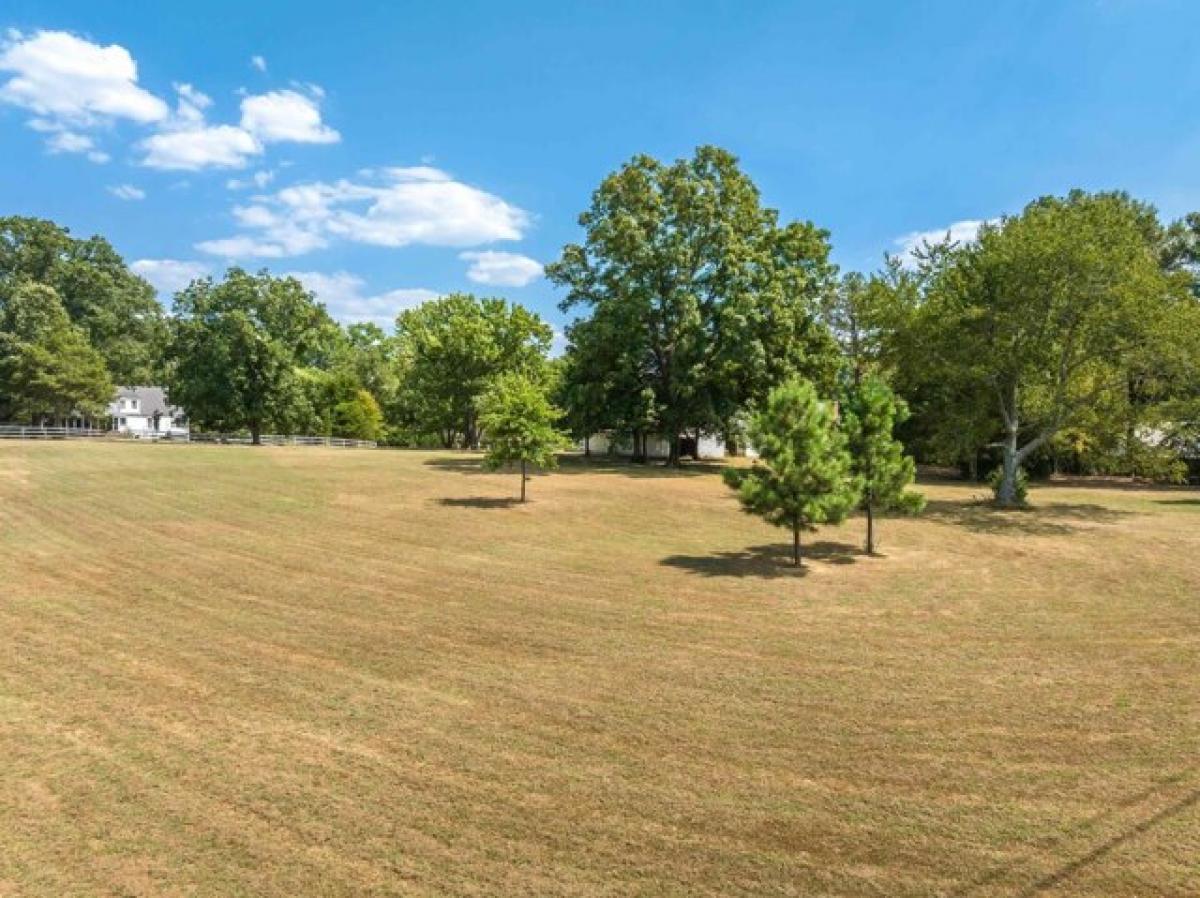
[{"left": 109, "top": 386, "right": 183, "bottom": 417}]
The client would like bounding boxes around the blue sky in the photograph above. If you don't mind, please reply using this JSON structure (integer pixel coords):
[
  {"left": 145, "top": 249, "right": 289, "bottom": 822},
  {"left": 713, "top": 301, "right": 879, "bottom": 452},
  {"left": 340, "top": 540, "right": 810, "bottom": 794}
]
[{"left": 3, "top": 1, "right": 1199, "bottom": 337}]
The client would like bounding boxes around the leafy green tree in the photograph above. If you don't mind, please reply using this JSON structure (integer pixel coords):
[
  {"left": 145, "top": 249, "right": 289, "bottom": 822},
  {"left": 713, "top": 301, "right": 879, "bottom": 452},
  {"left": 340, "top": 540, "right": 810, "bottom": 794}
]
[
  {"left": 393, "top": 294, "right": 552, "bottom": 448},
  {"left": 0, "top": 281, "right": 113, "bottom": 423},
  {"left": 0, "top": 217, "right": 166, "bottom": 383},
  {"left": 723, "top": 379, "right": 860, "bottom": 566},
  {"left": 478, "top": 372, "right": 567, "bottom": 502},
  {"left": 337, "top": 323, "right": 400, "bottom": 410},
  {"left": 910, "top": 191, "right": 1196, "bottom": 505},
  {"left": 333, "top": 389, "right": 384, "bottom": 441},
  {"left": 166, "top": 269, "right": 336, "bottom": 444},
  {"left": 548, "top": 146, "right": 839, "bottom": 465},
  {"left": 842, "top": 378, "right": 924, "bottom": 554}
]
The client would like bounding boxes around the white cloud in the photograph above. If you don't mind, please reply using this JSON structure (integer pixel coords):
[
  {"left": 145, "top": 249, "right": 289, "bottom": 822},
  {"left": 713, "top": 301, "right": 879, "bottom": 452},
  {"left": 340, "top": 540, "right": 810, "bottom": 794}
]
[
  {"left": 140, "top": 123, "right": 262, "bottom": 170},
  {"left": 0, "top": 29, "right": 168, "bottom": 128},
  {"left": 131, "top": 258, "right": 210, "bottom": 296},
  {"left": 46, "top": 129, "right": 93, "bottom": 153},
  {"left": 226, "top": 169, "right": 275, "bottom": 190},
  {"left": 172, "top": 82, "right": 211, "bottom": 123},
  {"left": 140, "top": 85, "right": 337, "bottom": 171},
  {"left": 459, "top": 250, "right": 543, "bottom": 287},
  {"left": 240, "top": 89, "right": 338, "bottom": 144},
  {"left": 108, "top": 183, "right": 145, "bottom": 201},
  {"left": 2, "top": 31, "right": 337, "bottom": 173},
  {"left": 194, "top": 235, "right": 293, "bottom": 258},
  {"left": 198, "top": 166, "right": 529, "bottom": 259},
  {"left": 137, "top": 83, "right": 262, "bottom": 170},
  {"left": 285, "top": 270, "right": 438, "bottom": 325},
  {"left": 894, "top": 218, "right": 995, "bottom": 266}
]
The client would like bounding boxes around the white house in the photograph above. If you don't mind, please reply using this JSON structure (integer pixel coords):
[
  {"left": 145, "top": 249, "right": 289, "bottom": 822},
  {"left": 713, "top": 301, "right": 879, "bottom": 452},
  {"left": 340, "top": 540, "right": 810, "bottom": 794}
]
[{"left": 108, "top": 386, "right": 189, "bottom": 438}]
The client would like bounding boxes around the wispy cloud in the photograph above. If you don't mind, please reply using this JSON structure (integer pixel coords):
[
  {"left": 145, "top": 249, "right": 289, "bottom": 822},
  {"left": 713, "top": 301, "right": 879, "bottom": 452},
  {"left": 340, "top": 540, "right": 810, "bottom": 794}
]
[
  {"left": 198, "top": 166, "right": 529, "bottom": 259},
  {"left": 131, "top": 258, "right": 210, "bottom": 297},
  {"left": 459, "top": 250, "right": 543, "bottom": 287},
  {"left": 893, "top": 218, "right": 995, "bottom": 266},
  {"left": 108, "top": 183, "right": 145, "bottom": 201},
  {"left": 286, "top": 270, "right": 439, "bottom": 325}
]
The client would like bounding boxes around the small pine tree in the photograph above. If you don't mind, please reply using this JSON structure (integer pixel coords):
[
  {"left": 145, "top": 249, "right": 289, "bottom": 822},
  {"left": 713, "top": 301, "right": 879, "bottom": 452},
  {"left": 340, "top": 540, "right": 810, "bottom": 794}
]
[
  {"left": 842, "top": 377, "right": 925, "bottom": 555},
  {"left": 478, "top": 372, "right": 567, "bottom": 502},
  {"left": 724, "top": 378, "right": 860, "bottom": 567}
]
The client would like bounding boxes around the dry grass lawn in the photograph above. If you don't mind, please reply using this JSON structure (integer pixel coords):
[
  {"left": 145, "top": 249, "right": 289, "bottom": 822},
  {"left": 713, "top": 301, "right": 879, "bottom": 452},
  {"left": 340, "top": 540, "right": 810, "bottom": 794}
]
[{"left": 1, "top": 441, "right": 1198, "bottom": 896}]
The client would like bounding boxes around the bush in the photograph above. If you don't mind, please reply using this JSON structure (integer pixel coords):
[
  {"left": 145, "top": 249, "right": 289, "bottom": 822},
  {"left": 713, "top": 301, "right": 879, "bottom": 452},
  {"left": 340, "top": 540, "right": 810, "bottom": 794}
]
[
  {"left": 988, "top": 465, "right": 1029, "bottom": 505},
  {"left": 332, "top": 390, "right": 384, "bottom": 441}
]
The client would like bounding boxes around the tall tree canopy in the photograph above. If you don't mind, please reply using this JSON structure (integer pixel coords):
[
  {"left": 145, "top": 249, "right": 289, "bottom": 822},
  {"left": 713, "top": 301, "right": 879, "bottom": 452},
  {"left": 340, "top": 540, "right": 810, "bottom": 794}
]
[
  {"left": 393, "top": 293, "right": 552, "bottom": 448},
  {"left": 548, "top": 146, "right": 839, "bottom": 464},
  {"left": 166, "top": 269, "right": 337, "bottom": 444},
  {"left": 0, "top": 217, "right": 165, "bottom": 384},
  {"left": 0, "top": 280, "right": 113, "bottom": 423},
  {"left": 900, "top": 191, "right": 1199, "bottom": 503}
]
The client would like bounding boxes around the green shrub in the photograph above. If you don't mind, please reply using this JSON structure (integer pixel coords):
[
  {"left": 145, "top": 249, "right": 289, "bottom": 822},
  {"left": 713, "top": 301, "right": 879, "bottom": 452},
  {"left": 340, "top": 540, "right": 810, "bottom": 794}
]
[{"left": 988, "top": 465, "right": 1028, "bottom": 505}]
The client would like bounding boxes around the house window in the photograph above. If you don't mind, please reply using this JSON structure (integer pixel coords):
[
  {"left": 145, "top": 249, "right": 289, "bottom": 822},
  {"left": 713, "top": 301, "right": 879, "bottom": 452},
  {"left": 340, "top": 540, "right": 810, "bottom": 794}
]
[
  {"left": 119, "top": 417, "right": 127, "bottom": 426},
  {"left": 130, "top": 399, "right": 140, "bottom": 412}
]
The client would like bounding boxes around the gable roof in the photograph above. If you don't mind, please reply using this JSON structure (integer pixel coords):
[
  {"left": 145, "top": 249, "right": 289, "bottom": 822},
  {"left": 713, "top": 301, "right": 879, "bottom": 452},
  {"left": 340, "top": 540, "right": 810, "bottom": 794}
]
[{"left": 108, "top": 386, "right": 183, "bottom": 417}]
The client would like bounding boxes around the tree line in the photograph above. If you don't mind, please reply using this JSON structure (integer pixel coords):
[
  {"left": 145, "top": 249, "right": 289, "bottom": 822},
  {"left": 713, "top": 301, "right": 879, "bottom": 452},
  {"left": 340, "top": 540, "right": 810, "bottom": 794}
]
[{"left": 3, "top": 146, "right": 1199, "bottom": 514}]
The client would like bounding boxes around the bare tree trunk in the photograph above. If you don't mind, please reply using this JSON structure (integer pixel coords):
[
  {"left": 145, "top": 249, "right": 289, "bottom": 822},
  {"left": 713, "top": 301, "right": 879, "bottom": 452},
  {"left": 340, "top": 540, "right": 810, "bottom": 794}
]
[
  {"left": 250, "top": 421, "right": 262, "bottom": 446},
  {"left": 995, "top": 383, "right": 1021, "bottom": 507},
  {"left": 866, "top": 502, "right": 875, "bottom": 555},
  {"left": 667, "top": 433, "right": 680, "bottom": 467},
  {"left": 997, "top": 426, "right": 1020, "bottom": 506},
  {"left": 520, "top": 459, "right": 527, "bottom": 503},
  {"left": 792, "top": 520, "right": 802, "bottom": 567},
  {"left": 584, "top": 435, "right": 590, "bottom": 458}
]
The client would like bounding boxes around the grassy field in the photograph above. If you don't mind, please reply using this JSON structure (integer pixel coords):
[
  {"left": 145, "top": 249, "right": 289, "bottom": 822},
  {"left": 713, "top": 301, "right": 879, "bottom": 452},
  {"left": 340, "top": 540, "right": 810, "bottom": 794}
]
[{"left": 1, "top": 441, "right": 1198, "bottom": 897}]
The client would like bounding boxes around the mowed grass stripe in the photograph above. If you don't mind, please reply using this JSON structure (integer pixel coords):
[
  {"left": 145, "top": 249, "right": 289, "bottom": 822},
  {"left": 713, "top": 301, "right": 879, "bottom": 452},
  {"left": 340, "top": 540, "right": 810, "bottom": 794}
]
[{"left": 1, "top": 441, "right": 1198, "bottom": 896}]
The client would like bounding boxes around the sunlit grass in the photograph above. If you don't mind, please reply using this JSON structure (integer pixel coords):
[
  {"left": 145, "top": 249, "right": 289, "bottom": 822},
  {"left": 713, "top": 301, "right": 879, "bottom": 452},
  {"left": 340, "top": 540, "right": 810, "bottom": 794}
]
[{"left": 1, "top": 442, "right": 1197, "bottom": 896}]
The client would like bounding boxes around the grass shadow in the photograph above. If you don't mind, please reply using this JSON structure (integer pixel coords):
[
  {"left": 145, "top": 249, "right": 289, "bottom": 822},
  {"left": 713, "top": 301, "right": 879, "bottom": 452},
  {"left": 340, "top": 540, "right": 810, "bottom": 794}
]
[
  {"left": 437, "top": 496, "right": 520, "bottom": 509},
  {"left": 424, "top": 456, "right": 485, "bottom": 473},
  {"left": 423, "top": 453, "right": 727, "bottom": 479},
  {"left": 558, "top": 455, "right": 724, "bottom": 478},
  {"left": 1154, "top": 498, "right": 1200, "bottom": 507},
  {"left": 661, "top": 541, "right": 864, "bottom": 580},
  {"left": 923, "top": 498, "right": 1135, "bottom": 536}
]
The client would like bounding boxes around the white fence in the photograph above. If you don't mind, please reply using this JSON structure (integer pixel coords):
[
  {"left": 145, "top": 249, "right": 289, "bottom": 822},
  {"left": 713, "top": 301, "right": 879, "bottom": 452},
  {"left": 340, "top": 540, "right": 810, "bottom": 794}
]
[
  {"left": 189, "top": 432, "right": 377, "bottom": 449},
  {"left": 0, "top": 425, "right": 376, "bottom": 449},
  {"left": 0, "top": 425, "right": 109, "bottom": 440}
]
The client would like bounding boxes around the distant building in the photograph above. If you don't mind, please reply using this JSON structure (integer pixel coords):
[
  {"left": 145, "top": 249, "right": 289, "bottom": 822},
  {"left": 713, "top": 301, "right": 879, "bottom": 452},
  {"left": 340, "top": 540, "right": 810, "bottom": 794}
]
[
  {"left": 108, "top": 386, "right": 189, "bottom": 438},
  {"left": 582, "top": 431, "right": 755, "bottom": 460}
]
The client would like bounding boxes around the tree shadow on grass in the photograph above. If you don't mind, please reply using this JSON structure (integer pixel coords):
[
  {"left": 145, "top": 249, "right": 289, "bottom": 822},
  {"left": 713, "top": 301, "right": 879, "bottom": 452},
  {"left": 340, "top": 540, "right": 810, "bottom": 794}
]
[
  {"left": 424, "top": 456, "right": 486, "bottom": 474},
  {"left": 422, "top": 454, "right": 724, "bottom": 479},
  {"left": 661, "top": 541, "right": 864, "bottom": 579},
  {"left": 922, "top": 498, "right": 1135, "bottom": 536},
  {"left": 1154, "top": 498, "right": 1200, "bottom": 508},
  {"left": 437, "top": 496, "right": 520, "bottom": 509}
]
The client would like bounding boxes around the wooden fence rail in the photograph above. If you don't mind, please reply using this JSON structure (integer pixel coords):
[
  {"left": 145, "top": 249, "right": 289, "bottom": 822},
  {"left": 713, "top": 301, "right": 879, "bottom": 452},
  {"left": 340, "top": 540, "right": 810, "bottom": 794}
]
[
  {"left": 0, "top": 425, "right": 110, "bottom": 440},
  {"left": 0, "top": 426, "right": 376, "bottom": 449},
  {"left": 188, "top": 432, "right": 377, "bottom": 449}
]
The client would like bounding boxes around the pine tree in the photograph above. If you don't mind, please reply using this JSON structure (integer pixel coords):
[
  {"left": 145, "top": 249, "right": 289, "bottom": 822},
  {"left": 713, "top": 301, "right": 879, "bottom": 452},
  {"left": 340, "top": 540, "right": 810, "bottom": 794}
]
[
  {"left": 478, "top": 372, "right": 567, "bottom": 502},
  {"left": 723, "top": 379, "right": 860, "bottom": 566},
  {"left": 842, "top": 377, "right": 925, "bottom": 555}
]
